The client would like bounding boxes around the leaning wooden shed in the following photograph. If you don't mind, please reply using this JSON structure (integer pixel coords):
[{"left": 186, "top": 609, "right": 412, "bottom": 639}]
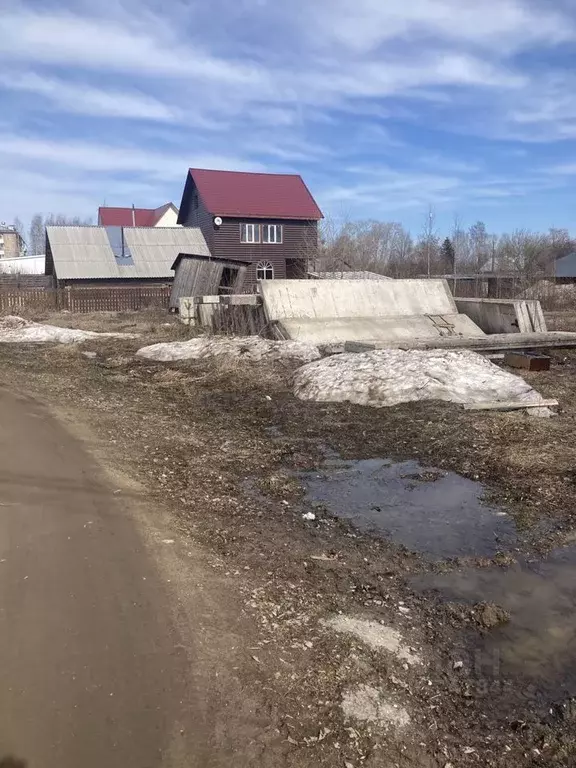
[{"left": 169, "top": 253, "right": 250, "bottom": 310}]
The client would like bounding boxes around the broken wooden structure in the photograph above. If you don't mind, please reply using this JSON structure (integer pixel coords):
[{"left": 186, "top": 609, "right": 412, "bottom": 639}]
[
  {"left": 188, "top": 294, "right": 269, "bottom": 335},
  {"left": 169, "top": 253, "right": 250, "bottom": 311}
]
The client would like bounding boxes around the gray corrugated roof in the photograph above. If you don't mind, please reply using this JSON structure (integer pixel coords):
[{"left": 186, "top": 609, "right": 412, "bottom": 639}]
[
  {"left": 47, "top": 226, "right": 210, "bottom": 280},
  {"left": 555, "top": 253, "right": 576, "bottom": 278}
]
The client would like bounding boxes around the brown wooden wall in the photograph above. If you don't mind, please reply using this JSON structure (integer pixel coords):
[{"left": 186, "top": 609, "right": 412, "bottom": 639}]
[{"left": 181, "top": 181, "right": 318, "bottom": 287}]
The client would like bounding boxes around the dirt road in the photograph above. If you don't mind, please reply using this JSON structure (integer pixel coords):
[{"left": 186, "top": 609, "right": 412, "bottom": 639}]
[{"left": 0, "top": 387, "right": 212, "bottom": 768}]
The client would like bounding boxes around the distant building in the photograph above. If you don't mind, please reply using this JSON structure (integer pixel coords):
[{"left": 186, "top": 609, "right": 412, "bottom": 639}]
[
  {"left": 98, "top": 202, "right": 180, "bottom": 228},
  {"left": 178, "top": 168, "right": 323, "bottom": 287},
  {"left": 0, "top": 225, "right": 25, "bottom": 259},
  {"left": 45, "top": 226, "right": 209, "bottom": 287},
  {"left": 0, "top": 254, "right": 45, "bottom": 274},
  {"left": 553, "top": 252, "right": 576, "bottom": 281}
]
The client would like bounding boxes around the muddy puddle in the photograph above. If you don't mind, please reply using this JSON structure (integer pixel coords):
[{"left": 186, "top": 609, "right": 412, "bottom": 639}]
[
  {"left": 299, "top": 458, "right": 517, "bottom": 560},
  {"left": 413, "top": 546, "right": 576, "bottom": 707}
]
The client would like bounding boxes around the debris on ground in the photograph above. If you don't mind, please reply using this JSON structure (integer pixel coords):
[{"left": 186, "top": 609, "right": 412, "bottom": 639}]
[
  {"left": 322, "top": 615, "right": 422, "bottom": 665},
  {"left": 0, "top": 316, "right": 136, "bottom": 344},
  {"left": 341, "top": 684, "right": 411, "bottom": 730},
  {"left": 136, "top": 335, "right": 320, "bottom": 363},
  {"left": 294, "top": 348, "right": 545, "bottom": 409},
  {"left": 474, "top": 601, "right": 511, "bottom": 629}
]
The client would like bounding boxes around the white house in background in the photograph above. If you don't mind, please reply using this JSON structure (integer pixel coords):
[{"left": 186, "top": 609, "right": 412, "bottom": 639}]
[
  {"left": 0, "top": 225, "right": 25, "bottom": 258},
  {"left": 98, "top": 203, "right": 180, "bottom": 228},
  {"left": 0, "top": 254, "right": 45, "bottom": 274}
]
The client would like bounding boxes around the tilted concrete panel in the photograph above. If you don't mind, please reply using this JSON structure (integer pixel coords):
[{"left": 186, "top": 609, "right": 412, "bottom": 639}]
[{"left": 260, "top": 279, "right": 456, "bottom": 322}]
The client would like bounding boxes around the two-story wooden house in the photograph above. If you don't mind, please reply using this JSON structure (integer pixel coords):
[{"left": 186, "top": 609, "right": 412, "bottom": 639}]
[{"left": 177, "top": 169, "right": 323, "bottom": 287}]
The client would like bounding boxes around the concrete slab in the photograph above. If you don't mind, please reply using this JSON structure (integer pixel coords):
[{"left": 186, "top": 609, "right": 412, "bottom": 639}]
[
  {"left": 278, "top": 314, "right": 484, "bottom": 345},
  {"left": 260, "top": 279, "right": 457, "bottom": 321},
  {"left": 455, "top": 299, "right": 547, "bottom": 334}
]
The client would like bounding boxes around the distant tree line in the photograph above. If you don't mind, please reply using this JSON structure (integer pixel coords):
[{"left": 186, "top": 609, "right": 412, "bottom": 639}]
[{"left": 315, "top": 214, "right": 575, "bottom": 280}]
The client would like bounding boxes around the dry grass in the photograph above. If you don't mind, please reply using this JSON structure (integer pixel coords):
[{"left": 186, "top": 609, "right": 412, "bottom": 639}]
[{"left": 546, "top": 311, "right": 576, "bottom": 332}]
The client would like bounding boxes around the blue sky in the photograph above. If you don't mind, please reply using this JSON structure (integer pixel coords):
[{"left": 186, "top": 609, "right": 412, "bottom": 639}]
[{"left": 2, "top": 0, "right": 576, "bottom": 234}]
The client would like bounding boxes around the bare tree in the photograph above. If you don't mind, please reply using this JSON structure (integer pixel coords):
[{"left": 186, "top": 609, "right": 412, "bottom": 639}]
[
  {"left": 420, "top": 205, "right": 438, "bottom": 277},
  {"left": 29, "top": 214, "right": 44, "bottom": 255},
  {"left": 469, "top": 221, "right": 490, "bottom": 272},
  {"left": 318, "top": 218, "right": 413, "bottom": 276},
  {"left": 414, "top": 206, "right": 440, "bottom": 277},
  {"left": 44, "top": 213, "right": 93, "bottom": 227}
]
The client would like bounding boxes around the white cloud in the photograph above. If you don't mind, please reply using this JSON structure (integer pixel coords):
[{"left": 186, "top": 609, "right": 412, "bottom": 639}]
[
  {"left": 0, "top": 133, "right": 266, "bottom": 179},
  {"left": 0, "top": 9, "right": 265, "bottom": 84},
  {"left": 546, "top": 162, "right": 576, "bottom": 175},
  {"left": 306, "top": 0, "right": 574, "bottom": 53},
  {"left": 0, "top": 72, "right": 180, "bottom": 121}
]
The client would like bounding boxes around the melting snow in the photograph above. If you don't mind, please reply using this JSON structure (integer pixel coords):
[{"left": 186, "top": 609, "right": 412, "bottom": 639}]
[
  {"left": 294, "top": 348, "right": 544, "bottom": 409},
  {"left": 0, "top": 316, "right": 136, "bottom": 344},
  {"left": 136, "top": 336, "right": 320, "bottom": 364}
]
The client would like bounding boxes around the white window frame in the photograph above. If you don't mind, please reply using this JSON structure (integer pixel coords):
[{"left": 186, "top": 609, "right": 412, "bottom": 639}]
[
  {"left": 256, "top": 261, "right": 274, "bottom": 280},
  {"left": 241, "top": 223, "right": 260, "bottom": 244},
  {"left": 262, "top": 224, "right": 283, "bottom": 244}
]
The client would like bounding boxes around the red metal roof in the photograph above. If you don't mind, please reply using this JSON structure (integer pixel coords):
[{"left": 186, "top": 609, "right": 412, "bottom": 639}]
[
  {"left": 98, "top": 203, "right": 176, "bottom": 227},
  {"left": 188, "top": 169, "right": 323, "bottom": 220}
]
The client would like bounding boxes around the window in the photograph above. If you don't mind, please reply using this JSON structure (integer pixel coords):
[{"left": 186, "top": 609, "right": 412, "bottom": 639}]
[
  {"left": 192, "top": 191, "right": 199, "bottom": 210},
  {"left": 241, "top": 223, "right": 260, "bottom": 243},
  {"left": 262, "top": 224, "right": 283, "bottom": 244},
  {"left": 256, "top": 261, "right": 274, "bottom": 280}
]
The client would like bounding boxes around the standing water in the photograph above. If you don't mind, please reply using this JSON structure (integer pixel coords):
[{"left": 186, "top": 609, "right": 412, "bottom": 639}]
[{"left": 299, "top": 458, "right": 517, "bottom": 560}]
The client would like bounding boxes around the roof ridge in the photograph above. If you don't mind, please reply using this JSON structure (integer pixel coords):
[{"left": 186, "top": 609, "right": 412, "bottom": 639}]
[{"left": 190, "top": 167, "right": 303, "bottom": 179}]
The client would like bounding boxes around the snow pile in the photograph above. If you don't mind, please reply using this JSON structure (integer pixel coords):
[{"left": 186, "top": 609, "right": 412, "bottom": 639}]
[
  {"left": 136, "top": 335, "right": 321, "bottom": 364},
  {"left": 0, "top": 315, "right": 136, "bottom": 343},
  {"left": 294, "top": 348, "right": 545, "bottom": 409}
]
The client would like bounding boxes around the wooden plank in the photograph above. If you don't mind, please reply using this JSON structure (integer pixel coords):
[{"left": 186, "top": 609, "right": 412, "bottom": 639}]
[
  {"left": 464, "top": 399, "right": 558, "bottom": 412},
  {"left": 345, "top": 332, "right": 576, "bottom": 354}
]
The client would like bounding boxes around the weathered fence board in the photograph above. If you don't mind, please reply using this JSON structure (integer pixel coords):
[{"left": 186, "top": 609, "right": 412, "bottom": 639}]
[{"left": 0, "top": 286, "right": 171, "bottom": 313}]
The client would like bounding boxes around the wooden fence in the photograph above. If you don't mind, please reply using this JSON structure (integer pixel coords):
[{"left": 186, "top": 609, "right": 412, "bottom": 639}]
[{"left": 0, "top": 286, "right": 171, "bottom": 313}]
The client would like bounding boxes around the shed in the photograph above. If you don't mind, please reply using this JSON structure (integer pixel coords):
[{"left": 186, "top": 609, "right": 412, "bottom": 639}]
[
  {"left": 46, "top": 226, "right": 210, "bottom": 286},
  {"left": 169, "top": 253, "right": 250, "bottom": 310}
]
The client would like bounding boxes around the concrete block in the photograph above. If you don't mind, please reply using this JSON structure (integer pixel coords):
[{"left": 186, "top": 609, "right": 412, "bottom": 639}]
[
  {"left": 178, "top": 297, "right": 196, "bottom": 325},
  {"left": 194, "top": 294, "right": 261, "bottom": 306},
  {"left": 504, "top": 352, "right": 551, "bottom": 371}
]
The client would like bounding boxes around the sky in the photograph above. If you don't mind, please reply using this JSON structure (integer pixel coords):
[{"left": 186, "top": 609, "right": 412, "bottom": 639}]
[{"left": 1, "top": 0, "right": 576, "bottom": 235}]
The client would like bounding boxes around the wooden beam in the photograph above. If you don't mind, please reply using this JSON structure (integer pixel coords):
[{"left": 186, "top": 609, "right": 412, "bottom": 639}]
[{"left": 464, "top": 399, "right": 558, "bottom": 412}]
